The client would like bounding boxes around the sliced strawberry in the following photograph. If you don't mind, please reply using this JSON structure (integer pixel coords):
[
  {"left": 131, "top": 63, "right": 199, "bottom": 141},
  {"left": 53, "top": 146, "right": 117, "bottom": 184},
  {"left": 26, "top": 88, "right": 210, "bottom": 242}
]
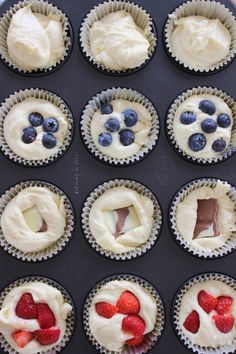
[
  {"left": 37, "top": 303, "right": 56, "bottom": 329},
  {"left": 12, "top": 331, "right": 33, "bottom": 348},
  {"left": 15, "top": 293, "right": 38, "bottom": 319},
  {"left": 215, "top": 296, "right": 233, "bottom": 315},
  {"left": 34, "top": 328, "right": 60, "bottom": 345},
  {"left": 122, "top": 315, "right": 145, "bottom": 337},
  {"left": 116, "top": 291, "right": 140, "bottom": 315},
  {"left": 183, "top": 310, "right": 200, "bottom": 334},
  {"left": 126, "top": 335, "right": 145, "bottom": 347},
  {"left": 213, "top": 314, "right": 235, "bottom": 333},
  {"left": 95, "top": 302, "right": 118, "bottom": 318},
  {"left": 197, "top": 290, "right": 217, "bottom": 314}
]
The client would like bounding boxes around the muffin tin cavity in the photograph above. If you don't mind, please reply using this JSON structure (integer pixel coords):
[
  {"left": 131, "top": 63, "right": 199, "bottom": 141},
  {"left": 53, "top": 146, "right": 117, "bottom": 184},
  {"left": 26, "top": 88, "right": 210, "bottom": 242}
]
[
  {"left": 166, "top": 86, "right": 236, "bottom": 165},
  {"left": 178, "top": 97, "right": 232, "bottom": 154},
  {"left": 81, "top": 87, "right": 160, "bottom": 166}
]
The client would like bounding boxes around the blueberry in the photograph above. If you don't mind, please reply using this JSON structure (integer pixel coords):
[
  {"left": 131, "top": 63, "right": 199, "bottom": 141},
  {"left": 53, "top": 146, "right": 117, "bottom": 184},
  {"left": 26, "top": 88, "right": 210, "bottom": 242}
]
[
  {"left": 188, "top": 133, "right": 206, "bottom": 151},
  {"left": 105, "top": 118, "right": 120, "bottom": 132},
  {"left": 42, "top": 133, "right": 57, "bottom": 149},
  {"left": 180, "top": 111, "right": 196, "bottom": 125},
  {"left": 123, "top": 109, "right": 138, "bottom": 127},
  {"left": 201, "top": 118, "right": 217, "bottom": 133},
  {"left": 119, "top": 129, "right": 135, "bottom": 146},
  {"left": 101, "top": 103, "right": 113, "bottom": 115},
  {"left": 43, "top": 118, "right": 59, "bottom": 133},
  {"left": 98, "top": 132, "right": 112, "bottom": 147},
  {"left": 217, "top": 113, "right": 231, "bottom": 128},
  {"left": 199, "top": 100, "right": 216, "bottom": 115},
  {"left": 28, "top": 112, "right": 44, "bottom": 127},
  {"left": 22, "top": 127, "right": 37, "bottom": 144},
  {"left": 212, "top": 138, "right": 226, "bottom": 152}
]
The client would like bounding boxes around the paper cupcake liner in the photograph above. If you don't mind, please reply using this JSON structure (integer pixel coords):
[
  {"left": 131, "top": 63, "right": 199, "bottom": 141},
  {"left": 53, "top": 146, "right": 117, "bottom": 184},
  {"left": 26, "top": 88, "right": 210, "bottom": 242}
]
[
  {"left": 0, "top": 0, "right": 73, "bottom": 75},
  {"left": 0, "top": 88, "right": 74, "bottom": 167},
  {"left": 169, "top": 177, "right": 236, "bottom": 259},
  {"left": 81, "top": 87, "right": 160, "bottom": 166},
  {"left": 83, "top": 274, "right": 165, "bottom": 354},
  {"left": 166, "top": 86, "right": 236, "bottom": 165},
  {"left": 0, "top": 276, "right": 75, "bottom": 354},
  {"left": 79, "top": 0, "right": 157, "bottom": 76},
  {"left": 0, "top": 180, "right": 75, "bottom": 262},
  {"left": 164, "top": 0, "right": 236, "bottom": 74},
  {"left": 81, "top": 179, "right": 162, "bottom": 261},
  {"left": 172, "top": 272, "right": 236, "bottom": 354}
]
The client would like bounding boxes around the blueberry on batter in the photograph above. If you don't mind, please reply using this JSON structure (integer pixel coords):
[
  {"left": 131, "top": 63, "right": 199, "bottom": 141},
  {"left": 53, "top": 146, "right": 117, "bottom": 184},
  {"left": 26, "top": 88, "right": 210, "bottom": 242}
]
[
  {"left": 201, "top": 118, "right": 217, "bottom": 134},
  {"left": 22, "top": 127, "right": 37, "bottom": 144},
  {"left": 212, "top": 139, "right": 226, "bottom": 152},
  {"left": 199, "top": 100, "right": 216, "bottom": 116},
  {"left": 105, "top": 118, "right": 120, "bottom": 132},
  {"left": 101, "top": 103, "right": 113, "bottom": 115},
  {"left": 42, "top": 133, "right": 57, "bottom": 149},
  {"left": 217, "top": 114, "right": 231, "bottom": 128},
  {"left": 119, "top": 129, "right": 135, "bottom": 146},
  {"left": 180, "top": 112, "right": 196, "bottom": 125},
  {"left": 28, "top": 112, "right": 44, "bottom": 127},
  {"left": 123, "top": 109, "right": 138, "bottom": 127},
  {"left": 189, "top": 133, "right": 206, "bottom": 152},
  {"left": 98, "top": 132, "right": 113, "bottom": 147}
]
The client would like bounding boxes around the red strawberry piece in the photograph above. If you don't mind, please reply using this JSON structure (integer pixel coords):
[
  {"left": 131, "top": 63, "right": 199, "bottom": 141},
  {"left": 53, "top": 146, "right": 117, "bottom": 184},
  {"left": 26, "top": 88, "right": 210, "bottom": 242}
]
[
  {"left": 215, "top": 296, "right": 233, "bottom": 315},
  {"left": 126, "top": 335, "right": 145, "bottom": 347},
  {"left": 183, "top": 310, "right": 200, "bottom": 334},
  {"left": 37, "top": 303, "right": 56, "bottom": 329},
  {"left": 95, "top": 302, "right": 118, "bottom": 318},
  {"left": 15, "top": 293, "right": 38, "bottom": 320},
  {"left": 213, "top": 314, "right": 235, "bottom": 333},
  {"left": 12, "top": 330, "right": 33, "bottom": 348},
  {"left": 116, "top": 291, "right": 140, "bottom": 315},
  {"left": 34, "top": 328, "right": 60, "bottom": 345},
  {"left": 122, "top": 315, "right": 145, "bottom": 337},
  {"left": 197, "top": 290, "right": 217, "bottom": 314}
]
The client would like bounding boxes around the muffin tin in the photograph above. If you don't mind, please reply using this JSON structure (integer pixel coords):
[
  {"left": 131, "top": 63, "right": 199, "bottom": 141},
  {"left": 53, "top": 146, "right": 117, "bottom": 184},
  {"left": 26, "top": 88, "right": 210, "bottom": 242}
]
[{"left": 0, "top": 0, "right": 235, "bottom": 353}]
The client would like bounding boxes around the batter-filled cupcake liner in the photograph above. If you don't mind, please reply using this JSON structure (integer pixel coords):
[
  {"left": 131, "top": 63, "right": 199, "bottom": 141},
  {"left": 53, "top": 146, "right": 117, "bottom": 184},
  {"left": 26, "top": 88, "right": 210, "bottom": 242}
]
[
  {"left": 83, "top": 274, "right": 165, "bottom": 354},
  {"left": 0, "top": 0, "right": 73, "bottom": 75},
  {"left": 0, "top": 275, "right": 75, "bottom": 354},
  {"left": 81, "top": 87, "right": 160, "bottom": 166},
  {"left": 166, "top": 86, "right": 236, "bottom": 165},
  {"left": 81, "top": 179, "right": 162, "bottom": 261},
  {"left": 172, "top": 272, "right": 236, "bottom": 354},
  {"left": 0, "top": 180, "right": 75, "bottom": 262},
  {"left": 164, "top": 0, "right": 236, "bottom": 75},
  {"left": 0, "top": 88, "right": 74, "bottom": 167},
  {"left": 169, "top": 177, "right": 236, "bottom": 259},
  {"left": 79, "top": 0, "right": 157, "bottom": 76}
]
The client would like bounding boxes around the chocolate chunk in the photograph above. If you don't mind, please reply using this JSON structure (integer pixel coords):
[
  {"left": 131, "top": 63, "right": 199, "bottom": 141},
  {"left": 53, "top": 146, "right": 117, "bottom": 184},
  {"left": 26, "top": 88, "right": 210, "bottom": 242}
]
[
  {"left": 39, "top": 220, "right": 48, "bottom": 232},
  {"left": 193, "top": 199, "right": 220, "bottom": 239},
  {"left": 114, "top": 207, "right": 130, "bottom": 238}
]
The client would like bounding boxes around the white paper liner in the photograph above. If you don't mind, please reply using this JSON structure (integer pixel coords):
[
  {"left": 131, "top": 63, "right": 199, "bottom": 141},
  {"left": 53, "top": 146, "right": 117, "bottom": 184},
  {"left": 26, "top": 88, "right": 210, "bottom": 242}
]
[
  {"left": 83, "top": 274, "right": 165, "bottom": 354},
  {"left": 79, "top": 0, "right": 157, "bottom": 75},
  {"left": 166, "top": 86, "right": 236, "bottom": 165},
  {"left": 81, "top": 87, "right": 160, "bottom": 165},
  {"left": 0, "top": 88, "right": 74, "bottom": 166},
  {"left": 0, "top": 0, "right": 72, "bottom": 74},
  {"left": 0, "top": 276, "right": 75, "bottom": 354},
  {"left": 173, "top": 272, "right": 236, "bottom": 354},
  {"left": 169, "top": 177, "right": 236, "bottom": 259},
  {"left": 164, "top": 0, "right": 236, "bottom": 74},
  {"left": 81, "top": 179, "right": 162, "bottom": 260},
  {"left": 0, "top": 180, "right": 74, "bottom": 262}
]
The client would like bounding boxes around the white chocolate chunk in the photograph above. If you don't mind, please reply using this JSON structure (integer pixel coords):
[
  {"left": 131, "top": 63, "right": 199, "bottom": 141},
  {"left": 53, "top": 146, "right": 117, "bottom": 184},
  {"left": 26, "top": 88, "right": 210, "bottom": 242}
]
[{"left": 23, "top": 205, "right": 44, "bottom": 232}]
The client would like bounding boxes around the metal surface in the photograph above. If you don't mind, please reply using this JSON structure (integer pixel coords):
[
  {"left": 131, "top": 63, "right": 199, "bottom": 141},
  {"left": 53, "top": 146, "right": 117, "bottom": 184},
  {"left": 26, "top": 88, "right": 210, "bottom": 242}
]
[{"left": 0, "top": 0, "right": 235, "bottom": 353}]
